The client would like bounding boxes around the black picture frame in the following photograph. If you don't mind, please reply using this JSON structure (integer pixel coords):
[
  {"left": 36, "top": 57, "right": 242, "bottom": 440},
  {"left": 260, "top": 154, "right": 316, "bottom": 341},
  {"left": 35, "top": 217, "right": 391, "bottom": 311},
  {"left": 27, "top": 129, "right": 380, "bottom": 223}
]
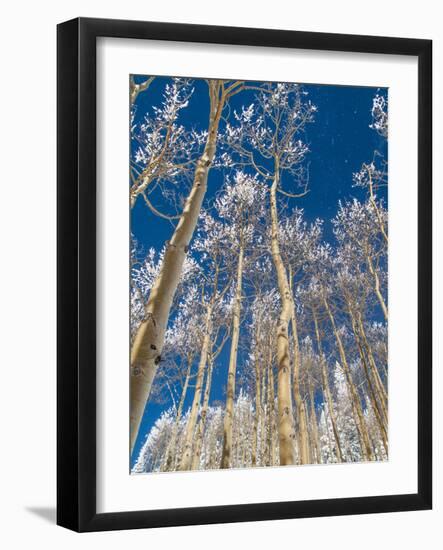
[{"left": 57, "top": 17, "right": 432, "bottom": 532}]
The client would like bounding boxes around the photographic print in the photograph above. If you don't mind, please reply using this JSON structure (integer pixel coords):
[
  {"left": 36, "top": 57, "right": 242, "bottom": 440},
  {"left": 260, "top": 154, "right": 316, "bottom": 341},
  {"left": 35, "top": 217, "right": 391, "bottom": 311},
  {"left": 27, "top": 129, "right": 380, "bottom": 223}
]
[{"left": 129, "top": 76, "right": 388, "bottom": 474}]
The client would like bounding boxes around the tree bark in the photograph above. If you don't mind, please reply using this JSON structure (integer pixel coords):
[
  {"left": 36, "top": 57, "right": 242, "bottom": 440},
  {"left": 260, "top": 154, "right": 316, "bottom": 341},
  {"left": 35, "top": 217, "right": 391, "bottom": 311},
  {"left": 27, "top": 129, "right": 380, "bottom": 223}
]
[
  {"left": 221, "top": 246, "right": 244, "bottom": 468},
  {"left": 290, "top": 305, "right": 310, "bottom": 464},
  {"left": 262, "top": 345, "right": 269, "bottom": 465},
  {"left": 348, "top": 308, "right": 388, "bottom": 452},
  {"left": 251, "top": 355, "right": 262, "bottom": 467},
  {"left": 130, "top": 81, "right": 225, "bottom": 452},
  {"left": 366, "top": 251, "right": 388, "bottom": 322},
  {"left": 191, "top": 355, "right": 214, "bottom": 470},
  {"left": 356, "top": 311, "right": 388, "bottom": 408},
  {"left": 367, "top": 172, "right": 388, "bottom": 245},
  {"left": 312, "top": 307, "right": 343, "bottom": 462},
  {"left": 323, "top": 295, "right": 375, "bottom": 461},
  {"left": 178, "top": 303, "right": 213, "bottom": 471},
  {"left": 269, "top": 167, "right": 297, "bottom": 465},
  {"left": 348, "top": 305, "right": 388, "bottom": 452},
  {"left": 308, "top": 377, "right": 322, "bottom": 464},
  {"left": 267, "top": 348, "right": 276, "bottom": 466},
  {"left": 130, "top": 76, "right": 154, "bottom": 105},
  {"left": 161, "top": 355, "right": 193, "bottom": 471}
]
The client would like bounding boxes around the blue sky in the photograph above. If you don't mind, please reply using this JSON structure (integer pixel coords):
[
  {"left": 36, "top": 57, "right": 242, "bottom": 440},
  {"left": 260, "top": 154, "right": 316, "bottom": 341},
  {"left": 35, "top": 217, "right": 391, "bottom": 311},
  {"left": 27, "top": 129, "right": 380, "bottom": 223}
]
[{"left": 130, "top": 76, "right": 387, "bottom": 465}]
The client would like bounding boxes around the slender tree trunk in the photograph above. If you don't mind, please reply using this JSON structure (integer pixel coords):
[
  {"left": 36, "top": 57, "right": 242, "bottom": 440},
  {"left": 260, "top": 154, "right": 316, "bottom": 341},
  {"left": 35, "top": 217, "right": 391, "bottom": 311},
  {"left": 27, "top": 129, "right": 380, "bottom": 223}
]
[
  {"left": 366, "top": 251, "right": 388, "bottom": 322},
  {"left": 324, "top": 409, "right": 336, "bottom": 463},
  {"left": 208, "top": 429, "right": 218, "bottom": 470},
  {"left": 248, "top": 405, "right": 253, "bottom": 466},
  {"left": 241, "top": 409, "right": 248, "bottom": 466},
  {"left": 290, "top": 302, "right": 310, "bottom": 465},
  {"left": 192, "top": 355, "right": 214, "bottom": 470},
  {"left": 349, "top": 309, "right": 388, "bottom": 452},
  {"left": 221, "top": 246, "right": 244, "bottom": 468},
  {"left": 364, "top": 394, "right": 387, "bottom": 460},
  {"left": 130, "top": 81, "right": 225, "bottom": 452},
  {"left": 323, "top": 295, "right": 375, "bottom": 461},
  {"left": 368, "top": 176, "right": 388, "bottom": 245},
  {"left": 312, "top": 308, "right": 343, "bottom": 462},
  {"left": 161, "top": 355, "right": 193, "bottom": 471},
  {"left": 364, "top": 393, "right": 380, "bottom": 458},
  {"left": 356, "top": 311, "right": 388, "bottom": 406},
  {"left": 252, "top": 355, "right": 262, "bottom": 467},
  {"left": 179, "top": 303, "right": 213, "bottom": 471},
  {"left": 234, "top": 412, "right": 240, "bottom": 467},
  {"left": 262, "top": 345, "right": 269, "bottom": 465},
  {"left": 130, "top": 76, "right": 154, "bottom": 105},
  {"left": 267, "top": 349, "right": 276, "bottom": 466},
  {"left": 380, "top": 343, "right": 389, "bottom": 381},
  {"left": 151, "top": 447, "right": 160, "bottom": 472},
  {"left": 347, "top": 305, "right": 388, "bottom": 438},
  {"left": 308, "top": 378, "right": 322, "bottom": 464},
  {"left": 269, "top": 167, "right": 297, "bottom": 465}
]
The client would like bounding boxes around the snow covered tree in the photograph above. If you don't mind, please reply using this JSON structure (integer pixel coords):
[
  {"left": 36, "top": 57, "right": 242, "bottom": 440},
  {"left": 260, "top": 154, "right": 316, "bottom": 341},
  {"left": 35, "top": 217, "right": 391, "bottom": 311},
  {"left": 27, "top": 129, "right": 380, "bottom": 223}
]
[
  {"left": 215, "top": 172, "right": 267, "bottom": 468},
  {"left": 130, "top": 79, "right": 389, "bottom": 473},
  {"left": 130, "top": 75, "right": 155, "bottom": 105},
  {"left": 177, "top": 209, "right": 232, "bottom": 470},
  {"left": 130, "top": 79, "right": 251, "bottom": 451},
  {"left": 130, "top": 78, "right": 199, "bottom": 210},
  {"left": 369, "top": 94, "right": 388, "bottom": 138},
  {"left": 333, "top": 199, "right": 388, "bottom": 321},
  {"left": 222, "top": 83, "right": 317, "bottom": 465}
]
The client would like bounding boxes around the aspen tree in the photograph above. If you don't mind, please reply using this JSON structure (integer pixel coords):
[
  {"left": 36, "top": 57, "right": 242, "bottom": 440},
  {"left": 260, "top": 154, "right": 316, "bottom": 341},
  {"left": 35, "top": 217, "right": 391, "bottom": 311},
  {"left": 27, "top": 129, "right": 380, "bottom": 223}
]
[
  {"left": 290, "top": 307, "right": 310, "bottom": 464},
  {"left": 350, "top": 308, "right": 388, "bottom": 430},
  {"left": 178, "top": 208, "right": 232, "bottom": 470},
  {"left": 223, "top": 83, "right": 316, "bottom": 465},
  {"left": 348, "top": 310, "right": 388, "bottom": 450},
  {"left": 267, "top": 352, "right": 277, "bottom": 466},
  {"left": 333, "top": 200, "right": 388, "bottom": 322},
  {"left": 161, "top": 355, "right": 193, "bottom": 471},
  {"left": 251, "top": 355, "right": 261, "bottom": 467},
  {"left": 248, "top": 285, "right": 279, "bottom": 466},
  {"left": 302, "top": 341, "right": 322, "bottom": 464},
  {"left": 130, "top": 79, "right": 198, "bottom": 210},
  {"left": 354, "top": 93, "right": 388, "bottom": 243},
  {"left": 311, "top": 306, "right": 344, "bottom": 462},
  {"left": 308, "top": 379, "right": 321, "bottom": 464},
  {"left": 131, "top": 84, "right": 389, "bottom": 473},
  {"left": 219, "top": 173, "right": 266, "bottom": 468},
  {"left": 130, "top": 75, "right": 154, "bottom": 104},
  {"left": 281, "top": 213, "right": 322, "bottom": 464},
  {"left": 333, "top": 258, "right": 388, "bottom": 442},
  {"left": 130, "top": 80, "right": 245, "bottom": 452},
  {"left": 356, "top": 312, "right": 388, "bottom": 404},
  {"left": 220, "top": 246, "right": 244, "bottom": 468},
  {"left": 178, "top": 301, "right": 213, "bottom": 471},
  {"left": 191, "top": 356, "right": 214, "bottom": 470},
  {"left": 322, "top": 292, "right": 374, "bottom": 461}
]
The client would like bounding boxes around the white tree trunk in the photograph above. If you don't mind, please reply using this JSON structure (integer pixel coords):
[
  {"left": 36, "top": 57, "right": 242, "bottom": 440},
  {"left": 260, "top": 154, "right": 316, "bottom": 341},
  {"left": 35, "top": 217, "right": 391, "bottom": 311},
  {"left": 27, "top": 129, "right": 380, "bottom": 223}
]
[
  {"left": 179, "top": 303, "right": 213, "bottom": 471},
  {"left": 366, "top": 252, "right": 388, "bottom": 321},
  {"left": 312, "top": 308, "right": 343, "bottom": 462},
  {"left": 191, "top": 356, "right": 213, "bottom": 470},
  {"left": 221, "top": 246, "right": 244, "bottom": 468},
  {"left": 130, "top": 81, "right": 225, "bottom": 452},
  {"left": 269, "top": 169, "right": 296, "bottom": 465},
  {"left": 251, "top": 356, "right": 261, "bottom": 467},
  {"left": 323, "top": 295, "right": 374, "bottom": 461},
  {"left": 290, "top": 307, "right": 311, "bottom": 464},
  {"left": 161, "top": 355, "right": 192, "bottom": 471}
]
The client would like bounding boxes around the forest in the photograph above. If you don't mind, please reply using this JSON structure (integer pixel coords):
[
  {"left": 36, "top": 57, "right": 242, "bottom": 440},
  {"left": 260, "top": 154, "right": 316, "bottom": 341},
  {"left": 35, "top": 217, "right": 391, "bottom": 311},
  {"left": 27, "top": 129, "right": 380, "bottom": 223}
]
[{"left": 129, "top": 76, "right": 388, "bottom": 473}]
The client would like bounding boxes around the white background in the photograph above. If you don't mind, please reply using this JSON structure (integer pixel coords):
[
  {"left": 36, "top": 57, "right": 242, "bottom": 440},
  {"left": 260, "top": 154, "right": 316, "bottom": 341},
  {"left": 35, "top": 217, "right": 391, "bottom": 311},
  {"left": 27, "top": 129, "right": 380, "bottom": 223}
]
[
  {"left": 0, "top": 0, "right": 441, "bottom": 548},
  {"left": 97, "top": 38, "right": 418, "bottom": 513}
]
